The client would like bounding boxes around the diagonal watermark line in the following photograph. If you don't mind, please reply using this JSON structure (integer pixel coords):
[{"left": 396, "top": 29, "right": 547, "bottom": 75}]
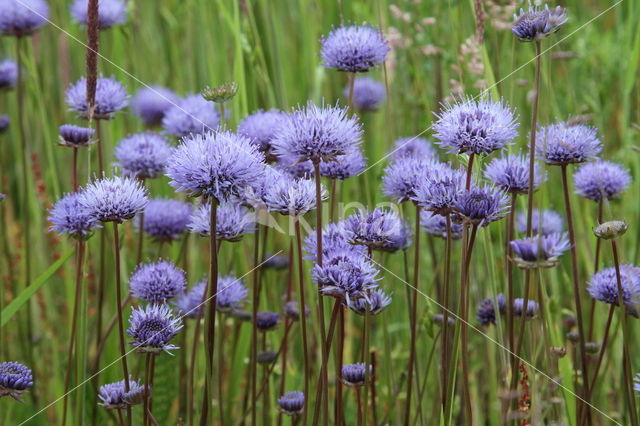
[
  {"left": 371, "top": 258, "right": 621, "bottom": 425},
  {"left": 18, "top": 251, "right": 283, "bottom": 425},
  {"left": 358, "top": 0, "right": 624, "bottom": 177}
]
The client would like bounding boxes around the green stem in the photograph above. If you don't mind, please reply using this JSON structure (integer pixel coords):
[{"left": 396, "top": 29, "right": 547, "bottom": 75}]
[
  {"left": 404, "top": 204, "right": 421, "bottom": 425},
  {"left": 294, "top": 219, "right": 310, "bottom": 426},
  {"left": 251, "top": 226, "right": 261, "bottom": 426}
]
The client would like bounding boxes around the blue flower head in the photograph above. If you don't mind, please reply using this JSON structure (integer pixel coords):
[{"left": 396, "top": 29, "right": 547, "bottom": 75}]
[
  {"left": 238, "top": 109, "right": 287, "bottom": 160},
  {"left": 510, "top": 233, "right": 570, "bottom": 269},
  {"left": 476, "top": 294, "right": 506, "bottom": 326},
  {"left": 341, "top": 363, "right": 370, "bottom": 387},
  {"left": 174, "top": 280, "right": 206, "bottom": 319},
  {"left": 278, "top": 391, "right": 305, "bottom": 417},
  {"left": 0, "top": 114, "right": 8, "bottom": 132},
  {"left": 588, "top": 265, "right": 640, "bottom": 306},
  {"left": 390, "top": 137, "right": 438, "bottom": 161},
  {"left": 412, "top": 163, "right": 466, "bottom": 214},
  {"left": 574, "top": 160, "right": 631, "bottom": 202},
  {"left": 138, "top": 198, "right": 191, "bottom": 242},
  {"left": 320, "top": 24, "right": 389, "bottom": 72},
  {"left": 217, "top": 275, "right": 248, "bottom": 313},
  {"left": 188, "top": 201, "right": 256, "bottom": 241},
  {"left": 0, "top": 0, "right": 49, "bottom": 36},
  {"left": 0, "top": 361, "right": 33, "bottom": 401},
  {"left": 454, "top": 186, "right": 509, "bottom": 227},
  {"left": 66, "top": 76, "right": 128, "bottom": 120},
  {"left": 303, "top": 222, "right": 367, "bottom": 261},
  {"left": 0, "top": 58, "right": 17, "bottom": 90},
  {"left": 344, "top": 76, "right": 385, "bottom": 111},
  {"left": 512, "top": 298, "right": 539, "bottom": 318},
  {"left": 58, "top": 124, "right": 95, "bottom": 147},
  {"left": 255, "top": 311, "right": 280, "bottom": 331},
  {"left": 129, "top": 260, "right": 186, "bottom": 303},
  {"left": 131, "top": 86, "right": 179, "bottom": 126},
  {"left": 79, "top": 175, "right": 148, "bottom": 223},
  {"left": 536, "top": 122, "right": 602, "bottom": 166},
  {"left": 512, "top": 5, "right": 567, "bottom": 42},
  {"left": 262, "top": 170, "right": 324, "bottom": 216},
  {"left": 114, "top": 132, "right": 172, "bottom": 179},
  {"left": 127, "top": 304, "right": 183, "bottom": 354},
  {"left": 420, "top": 212, "right": 463, "bottom": 240},
  {"left": 344, "top": 208, "right": 411, "bottom": 252},
  {"left": 347, "top": 288, "right": 391, "bottom": 315},
  {"left": 484, "top": 154, "right": 546, "bottom": 194},
  {"left": 382, "top": 156, "right": 439, "bottom": 203},
  {"left": 320, "top": 148, "right": 366, "bottom": 180},
  {"left": 312, "top": 250, "right": 379, "bottom": 304},
  {"left": 70, "top": 0, "right": 127, "bottom": 29},
  {"left": 97, "top": 378, "right": 145, "bottom": 410},
  {"left": 162, "top": 94, "right": 219, "bottom": 137},
  {"left": 516, "top": 208, "right": 563, "bottom": 236},
  {"left": 49, "top": 192, "right": 101, "bottom": 240}
]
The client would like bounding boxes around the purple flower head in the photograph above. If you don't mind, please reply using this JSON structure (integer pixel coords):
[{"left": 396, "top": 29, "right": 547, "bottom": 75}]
[
  {"left": 217, "top": 275, "right": 248, "bottom": 313},
  {"left": 255, "top": 311, "right": 280, "bottom": 332},
  {"left": 278, "top": 391, "right": 305, "bottom": 417},
  {"left": 510, "top": 233, "right": 570, "bottom": 269},
  {"left": 411, "top": 163, "right": 466, "bottom": 213},
  {"left": 512, "top": 298, "right": 539, "bottom": 318},
  {"left": 476, "top": 294, "right": 506, "bottom": 326},
  {"left": 516, "top": 208, "right": 563, "bottom": 236},
  {"left": 70, "top": 0, "right": 127, "bottom": 29},
  {"left": 484, "top": 154, "right": 545, "bottom": 194},
  {"left": 0, "top": 0, "right": 49, "bottom": 36},
  {"left": 138, "top": 198, "right": 191, "bottom": 242},
  {"left": 79, "top": 175, "right": 148, "bottom": 223},
  {"left": 536, "top": 123, "right": 602, "bottom": 166},
  {"left": 66, "top": 76, "right": 128, "bottom": 120},
  {"left": 262, "top": 170, "right": 324, "bottom": 216},
  {"left": 173, "top": 280, "right": 206, "bottom": 319},
  {"left": 304, "top": 222, "right": 367, "bottom": 261},
  {"left": 131, "top": 86, "right": 179, "bottom": 126},
  {"left": 382, "top": 156, "right": 439, "bottom": 203},
  {"left": 114, "top": 132, "right": 172, "bottom": 179},
  {"left": 344, "top": 76, "right": 385, "bottom": 111},
  {"left": 512, "top": 5, "right": 568, "bottom": 42},
  {"left": 320, "top": 24, "right": 389, "bottom": 72},
  {"left": 0, "top": 58, "right": 17, "bottom": 90},
  {"left": 128, "top": 260, "right": 186, "bottom": 303},
  {"left": 58, "top": 124, "right": 95, "bottom": 147},
  {"left": 166, "top": 130, "right": 265, "bottom": 201},
  {"left": 574, "top": 160, "right": 631, "bottom": 202},
  {"left": 320, "top": 148, "right": 366, "bottom": 180},
  {"left": 433, "top": 98, "right": 518, "bottom": 156},
  {"left": 390, "top": 137, "right": 438, "bottom": 161},
  {"left": 312, "top": 250, "right": 379, "bottom": 304},
  {"left": 98, "top": 378, "right": 145, "bottom": 410},
  {"left": 276, "top": 152, "right": 314, "bottom": 179},
  {"left": 347, "top": 288, "right": 391, "bottom": 315},
  {"left": 420, "top": 212, "right": 463, "bottom": 240},
  {"left": 238, "top": 109, "right": 287, "bottom": 161},
  {"left": 454, "top": 186, "right": 509, "bottom": 227},
  {"left": 0, "top": 114, "right": 9, "bottom": 132},
  {"left": 284, "top": 300, "right": 310, "bottom": 321},
  {"left": 49, "top": 192, "right": 101, "bottom": 240},
  {"left": 344, "top": 208, "right": 411, "bottom": 252},
  {"left": 127, "top": 303, "right": 182, "bottom": 354},
  {"left": 272, "top": 102, "right": 363, "bottom": 164},
  {"left": 0, "top": 362, "right": 33, "bottom": 401},
  {"left": 188, "top": 201, "right": 256, "bottom": 241},
  {"left": 588, "top": 265, "right": 640, "bottom": 306},
  {"left": 162, "top": 94, "right": 219, "bottom": 137},
  {"left": 341, "top": 363, "right": 370, "bottom": 387}
]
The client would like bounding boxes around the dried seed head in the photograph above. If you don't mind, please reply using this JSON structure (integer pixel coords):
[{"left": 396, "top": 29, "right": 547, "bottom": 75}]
[
  {"left": 593, "top": 220, "right": 628, "bottom": 240},
  {"left": 201, "top": 82, "right": 238, "bottom": 103}
]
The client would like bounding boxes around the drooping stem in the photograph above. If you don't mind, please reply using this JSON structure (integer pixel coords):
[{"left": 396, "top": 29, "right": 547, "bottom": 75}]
[
  {"left": 62, "top": 241, "right": 85, "bottom": 426},
  {"left": 404, "top": 204, "right": 421, "bottom": 425},
  {"left": 251, "top": 225, "right": 261, "bottom": 426},
  {"left": 525, "top": 40, "right": 542, "bottom": 237},
  {"left": 294, "top": 219, "right": 310, "bottom": 426}
]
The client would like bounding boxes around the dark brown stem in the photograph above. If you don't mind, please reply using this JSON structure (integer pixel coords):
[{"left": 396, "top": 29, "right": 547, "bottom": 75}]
[
  {"left": 371, "top": 350, "right": 379, "bottom": 426},
  {"left": 587, "top": 202, "right": 604, "bottom": 341},
  {"left": 347, "top": 72, "right": 356, "bottom": 108},
  {"left": 72, "top": 148, "right": 79, "bottom": 191},
  {"left": 465, "top": 154, "right": 475, "bottom": 190},
  {"left": 525, "top": 41, "right": 542, "bottom": 237},
  {"left": 251, "top": 226, "right": 261, "bottom": 426},
  {"left": 335, "top": 306, "right": 345, "bottom": 426},
  {"left": 505, "top": 192, "right": 517, "bottom": 419},
  {"left": 144, "top": 353, "right": 152, "bottom": 426},
  {"left": 356, "top": 388, "right": 363, "bottom": 426},
  {"left": 581, "top": 304, "right": 614, "bottom": 416},
  {"left": 188, "top": 316, "right": 203, "bottom": 426},
  {"left": 294, "top": 219, "right": 310, "bottom": 426},
  {"left": 136, "top": 178, "right": 146, "bottom": 264},
  {"left": 278, "top": 245, "right": 295, "bottom": 426},
  {"left": 441, "top": 214, "right": 452, "bottom": 412},
  {"left": 404, "top": 204, "right": 421, "bottom": 425}
]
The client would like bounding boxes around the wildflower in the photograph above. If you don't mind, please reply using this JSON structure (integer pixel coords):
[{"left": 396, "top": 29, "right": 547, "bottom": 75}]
[
  {"left": 138, "top": 198, "right": 192, "bottom": 242},
  {"left": 65, "top": 76, "right": 128, "bottom": 120},
  {"left": 341, "top": 363, "right": 370, "bottom": 387},
  {"left": 454, "top": 186, "right": 510, "bottom": 227},
  {"left": 390, "top": 136, "right": 438, "bottom": 161},
  {"left": 347, "top": 288, "right": 391, "bottom": 315},
  {"left": 201, "top": 82, "right": 238, "bottom": 103},
  {"left": 593, "top": 220, "right": 628, "bottom": 240},
  {"left": 126, "top": 304, "right": 183, "bottom": 354},
  {"left": 257, "top": 351, "right": 278, "bottom": 364},
  {"left": 162, "top": 94, "right": 220, "bottom": 137},
  {"left": 536, "top": 123, "right": 602, "bottom": 166},
  {"left": 278, "top": 391, "right": 305, "bottom": 417},
  {"left": 0, "top": 0, "right": 49, "bottom": 37},
  {"left": 343, "top": 76, "right": 386, "bottom": 111},
  {"left": 512, "top": 5, "right": 568, "bottom": 42},
  {"left": 49, "top": 192, "right": 101, "bottom": 240},
  {"left": 262, "top": 171, "right": 324, "bottom": 216},
  {"left": 484, "top": 154, "right": 545, "bottom": 194},
  {"left": 128, "top": 260, "right": 186, "bottom": 303},
  {"left": 0, "top": 362, "right": 33, "bottom": 401},
  {"left": 411, "top": 163, "right": 465, "bottom": 213},
  {"left": 516, "top": 209, "right": 563, "bottom": 236},
  {"left": 420, "top": 212, "right": 463, "bottom": 240},
  {"left": 510, "top": 233, "right": 570, "bottom": 269},
  {"left": 512, "top": 298, "right": 539, "bottom": 318},
  {"left": 173, "top": 280, "right": 206, "bottom": 319},
  {"left": 312, "top": 249, "right": 379, "bottom": 304},
  {"left": 283, "top": 300, "right": 310, "bottom": 321},
  {"left": 587, "top": 265, "right": 640, "bottom": 306},
  {"left": 0, "top": 58, "right": 17, "bottom": 90},
  {"left": 58, "top": 124, "right": 95, "bottom": 148},
  {"left": 0, "top": 114, "right": 8, "bottom": 132},
  {"left": 574, "top": 160, "right": 631, "bottom": 202},
  {"left": 344, "top": 207, "right": 411, "bottom": 252},
  {"left": 216, "top": 275, "right": 248, "bottom": 313},
  {"left": 320, "top": 25, "right": 389, "bottom": 72},
  {"left": 382, "top": 156, "right": 438, "bottom": 203},
  {"left": 238, "top": 109, "right": 287, "bottom": 161},
  {"left": 114, "top": 132, "right": 172, "bottom": 179},
  {"left": 320, "top": 148, "right": 366, "bottom": 180},
  {"left": 188, "top": 201, "right": 256, "bottom": 241},
  {"left": 255, "top": 311, "right": 280, "bottom": 332},
  {"left": 304, "top": 222, "right": 366, "bottom": 261},
  {"left": 97, "top": 378, "right": 145, "bottom": 410},
  {"left": 70, "top": 0, "right": 127, "bottom": 29},
  {"left": 79, "top": 175, "right": 148, "bottom": 223},
  {"left": 130, "top": 86, "right": 179, "bottom": 126},
  {"left": 476, "top": 294, "right": 506, "bottom": 326}
]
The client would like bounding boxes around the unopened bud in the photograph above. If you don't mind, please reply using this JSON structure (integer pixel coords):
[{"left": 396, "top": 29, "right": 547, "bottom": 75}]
[
  {"left": 566, "top": 331, "right": 580, "bottom": 343},
  {"left": 585, "top": 342, "right": 600, "bottom": 354},
  {"left": 549, "top": 347, "right": 566, "bottom": 358},
  {"left": 257, "top": 350, "right": 278, "bottom": 364},
  {"left": 593, "top": 220, "right": 628, "bottom": 240},
  {"left": 201, "top": 82, "right": 238, "bottom": 103}
]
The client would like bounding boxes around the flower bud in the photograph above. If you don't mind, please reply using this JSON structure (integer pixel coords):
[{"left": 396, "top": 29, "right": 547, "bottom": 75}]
[
  {"left": 201, "top": 82, "right": 238, "bottom": 103},
  {"left": 549, "top": 347, "right": 566, "bottom": 358},
  {"left": 593, "top": 220, "right": 628, "bottom": 240}
]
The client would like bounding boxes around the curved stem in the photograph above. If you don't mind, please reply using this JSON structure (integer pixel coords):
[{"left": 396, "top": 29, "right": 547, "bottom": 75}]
[{"left": 404, "top": 204, "right": 421, "bottom": 425}]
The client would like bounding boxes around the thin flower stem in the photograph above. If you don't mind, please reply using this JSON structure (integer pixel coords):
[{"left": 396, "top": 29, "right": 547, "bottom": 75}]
[
  {"left": 363, "top": 307, "right": 371, "bottom": 426},
  {"left": 278, "top": 245, "right": 295, "bottom": 426},
  {"left": 441, "top": 213, "right": 452, "bottom": 413},
  {"left": 251, "top": 226, "right": 261, "bottom": 426},
  {"left": 218, "top": 313, "right": 225, "bottom": 426},
  {"left": 525, "top": 40, "right": 542, "bottom": 237},
  {"left": 588, "top": 201, "right": 604, "bottom": 341},
  {"left": 347, "top": 72, "right": 356, "bottom": 108},
  {"left": 149, "top": 355, "right": 156, "bottom": 423},
  {"left": 371, "top": 350, "right": 379, "bottom": 426},
  {"left": 144, "top": 353, "right": 152, "bottom": 426},
  {"left": 505, "top": 192, "right": 517, "bottom": 409},
  {"left": 336, "top": 307, "right": 345, "bottom": 426},
  {"left": 465, "top": 154, "right": 475, "bottom": 190},
  {"left": 356, "top": 387, "right": 363, "bottom": 426},
  {"left": 404, "top": 204, "right": 421, "bottom": 425},
  {"left": 330, "top": 178, "right": 338, "bottom": 221},
  {"left": 136, "top": 178, "right": 146, "bottom": 264},
  {"left": 294, "top": 219, "right": 310, "bottom": 426},
  {"left": 72, "top": 148, "right": 79, "bottom": 191},
  {"left": 188, "top": 316, "right": 202, "bottom": 426}
]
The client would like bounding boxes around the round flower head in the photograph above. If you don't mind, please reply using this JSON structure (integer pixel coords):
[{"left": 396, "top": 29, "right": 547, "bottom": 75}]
[
  {"left": 58, "top": 124, "right": 95, "bottom": 147},
  {"left": 138, "top": 198, "right": 191, "bottom": 242},
  {"left": 217, "top": 275, "right": 248, "bottom": 312},
  {"left": 128, "top": 260, "right": 186, "bottom": 303},
  {"left": 0, "top": 0, "right": 49, "bottom": 36},
  {"left": 343, "top": 76, "right": 385, "bottom": 111},
  {"left": 344, "top": 208, "right": 411, "bottom": 252},
  {"left": 347, "top": 288, "right": 391, "bottom": 315},
  {"left": 188, "top": 201, "right": 256, "bottom": 241},
  {"left": 420, "top": 212, "right": 463, "bottom": 240},
  {"left": 276, "top": 152, "right": 314, "bottom": 179},
  {"left": 0, "top": 114, "right": 9, "bottom": 132},
  {"left": 587, "top": 265, "right": 640, "bottom": 306},
  {"left": 278, "top": 391, "right": 305, "bottom": 417},
  {"left": 390, "top": 137, "right": 438, "bottom": 161},
  {"left": 262, "top": 171, "right": 324, "bottom": 216},
  {"left": 284, "top": 300, "right": 310, "bottom": 321},
  {"left": 484, "top": 154, "right": 546, "bottom": 194},
  {"left": 512, "top": 298, "right": 539, "bottom": 318},
  {"left": 516, "top": 208, "right": 563, "bottom": 236},
  {"left": 174, "top": 280, "right": 206, "bottom": 319},
  {"left": 114, "top": 132, "right": 172, "bottom": 179},
  {"left": 536, "top": 123, "right": 602, "bottom": 166},
  {"left": 304, "top": 221, "right": 367, "bottom": 261},
  {"left": 272, "top": 102, "right": 363, "bottom": 164},
  {"left": 255, "top": 311, "right": 280, "bottom": 332},
  {"left": 320, "top": 24, "right": 389, "bottom": 72},
  {"left": 0, "top": 58, "right": 18, "bottom": 90},
  {"left": 66, "top": 76, "right": 128, "bottom": 120},
  {"left": 382, "top": 156, "right": 439, "bottom": 203},
  {"left": 512, "top": 5, "right": 568, "bottom": 42},
  {"left": 49, "top": 192, "right": 101, "bottom": 240},
  {"left": 312, "top": 250, "right": 379, "bottom": 304},
  {"left": 433, "top": 98, "right": 518, "bottom": 156},
  {"left": 573, "top": 160, "right": 631, "bottom": 202},
  {"left": 412, "top": 163, "right": 466, "bottom": 214},
  {"left": 320, "top": 148, "right": 366, "bottom": 180},
  {"left": 454, "top": 186, "right": 509, "bottom": 227},
  {"left": 341, "top": 363, "right": 370, "bottom": 387},
  {"left": 79, "top": 175, "right": 148, "bottom": 223},
  {"left": 476, "top": 294, "right": 506, "bottom": 326},
  {"left": 70, "top": 0, "right": 127, "bottom": 29},
  {"left": 162, "top": 94, "right": 219, "bottom": 137},
  {"left": 98, "top": 378, "right": 145, "bottom": 410},
  {"left": 238, "top": 109, "right": 287, "bottom": 161},
  {"left": 0, "top": 362, "right": 33, "bottom": 401},
  {"left": 127, "top": 303, "right": 183, "bottom": 354},
  {"left": 510, "top": 233, "right": 570, "bottom": 269},
  {"left": 131, "top": 86, "right": 179, "bottom": 126},
  {"left": 166, "top": 130, "right": 265, "bottom": 201}
]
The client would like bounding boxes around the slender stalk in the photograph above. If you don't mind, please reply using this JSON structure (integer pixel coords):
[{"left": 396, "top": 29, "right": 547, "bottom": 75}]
[
  {"left": 363, "top": 307, "right": 371, "bottom": 426},
  {"left": 525, "top": 41, "right": 542, "bottom": 237},
  {"left": 356, "top": 388, "right": 364, "bottom": 426},
  {"left": 62, "top": 242, "right": 85, "bottom": 426},
  {"left": 335, "top": 306, "right": 345, "bottom": 426},
  {"left": 200, "top": 199, "right": 219, "bottom": 426},
  {"left": 347, "top": 72, "right": 356, "bottom": 108},
  {"left": 404, "top": 204, "right": 421, "bottom": 425},
  {"left": 294, "top": 219, "right": 310, "bottom": 425},
  {"left": 148, "top": 355, "right": 156, "bottom": 423},
  {"left": 144, "top": 353, "right": 152, "bottom": 426},
  {"left": 440, "top": 213, "right": 452, "bottom": 412},
  {"left": 588, "top": 202, "right": 604, "bottom": 341},
  {"left": 262, "top": 333, "right": 270, "bottom": 426},
  {"left": 188, "top": 315, "right": 203, "bottom": 426},
  {"left": 465, "top": 154, "right": 475, "bottom": 190},
  {"left": 371, "top": 350, "right": 379, "bottom": 426},
  {"left": 560, "top": 164, "right": 590, "bottom": 421},
  {"left": 278, "top": 245, "right": 295, "bottom": 426},
  {"left": 251, "top": 226, "right": 261, "bottom": 426},
  {"left": 505, "top": 193, "right": 517, "bottom": 402},
  {"left": 72, "top": 148, "right": 79, "bottom": 191},
  {"left": 136, "top": 178, "right": 146, "bottom": 264},
  {"left": 218, "top": 314, "right": 225, "bottom": 426}
]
